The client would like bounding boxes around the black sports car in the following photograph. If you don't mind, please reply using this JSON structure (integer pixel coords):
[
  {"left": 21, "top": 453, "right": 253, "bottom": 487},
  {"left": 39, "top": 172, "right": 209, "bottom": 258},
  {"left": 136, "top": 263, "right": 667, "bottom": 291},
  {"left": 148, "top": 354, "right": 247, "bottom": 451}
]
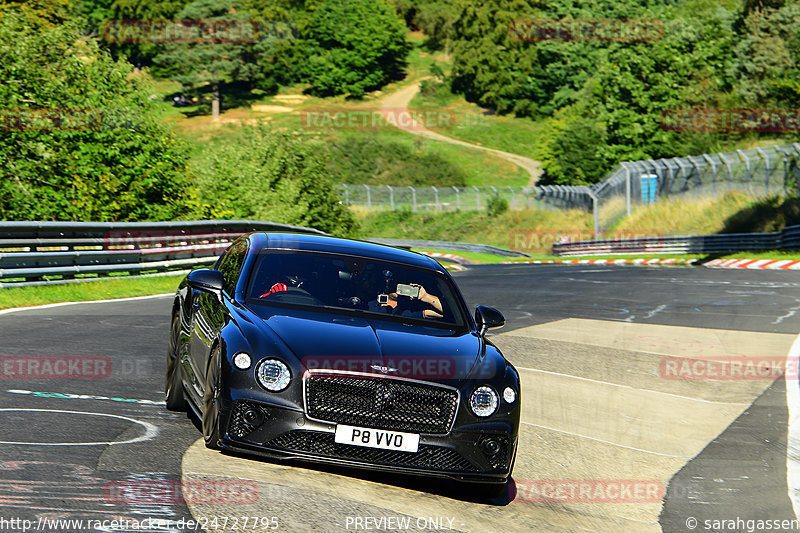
[{"left": 165, "top": 232, "right": 520, "bottom": 496}]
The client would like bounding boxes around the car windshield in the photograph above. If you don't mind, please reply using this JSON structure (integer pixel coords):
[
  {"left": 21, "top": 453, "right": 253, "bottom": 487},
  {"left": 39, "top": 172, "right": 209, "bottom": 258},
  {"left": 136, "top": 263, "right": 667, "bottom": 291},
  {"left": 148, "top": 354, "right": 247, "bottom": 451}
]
[{"left": 246, "top": 250, "right": 465, "bottom": 327}]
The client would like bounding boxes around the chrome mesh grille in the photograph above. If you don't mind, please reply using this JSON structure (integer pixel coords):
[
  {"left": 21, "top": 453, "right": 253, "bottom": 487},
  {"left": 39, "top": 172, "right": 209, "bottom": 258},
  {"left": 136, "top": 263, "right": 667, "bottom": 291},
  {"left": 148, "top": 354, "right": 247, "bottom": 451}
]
[{"left": 304, "top": 372, "right": 458, "bottom": 434}]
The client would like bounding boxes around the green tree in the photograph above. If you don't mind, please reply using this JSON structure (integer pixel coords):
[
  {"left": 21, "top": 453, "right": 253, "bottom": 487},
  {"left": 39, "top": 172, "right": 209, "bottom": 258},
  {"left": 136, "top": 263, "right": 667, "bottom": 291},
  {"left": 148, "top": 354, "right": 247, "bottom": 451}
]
[
  {"left": 72, "top": 0, "right": 113, "bottom": 35},
  {"left": 393, "top": 0, "right": 458, "bottom": 52},
  {"left": 240, "top": 0, "right": 312, "bottom": 88},
  {"left": 449, "top": 0, "right": 742, "bottom": 181},
  {"left": 75, "top": 0, "right": 192, "bottom": 67},
  {"left": 191, "top": 124, "right": 357, "bottom": 236},
  {"left": 301, "top": 0, "right": 410, "bottom": 97},
  {"left": 537, "top": 109, "right": 608, "bottom": 185},
  {"left": 0, "top": 0, "right": 73, "bottom": 27},
  {"left": 153, "top": 0, "right": 257, "bottom": 118},
  {"left": 729, "top": 3, "right": 800, "bottom": 106},
  {"left": 0, "top": 13, "right": 190, "bottom": 221}
]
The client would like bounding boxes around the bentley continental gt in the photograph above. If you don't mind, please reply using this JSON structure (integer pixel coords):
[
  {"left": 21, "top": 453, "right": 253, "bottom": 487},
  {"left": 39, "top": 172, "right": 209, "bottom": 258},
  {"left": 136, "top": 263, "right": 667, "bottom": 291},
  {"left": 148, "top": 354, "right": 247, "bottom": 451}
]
[{"left": 165, "top": 232, "right": 520, "bottom": 496}]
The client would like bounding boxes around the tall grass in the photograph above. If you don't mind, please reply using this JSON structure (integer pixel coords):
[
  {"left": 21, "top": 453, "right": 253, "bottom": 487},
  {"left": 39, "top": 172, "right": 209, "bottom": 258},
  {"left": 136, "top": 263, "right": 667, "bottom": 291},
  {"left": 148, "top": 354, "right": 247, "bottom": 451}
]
[{"left": 612, "top": 192, "right": 762, "bottom": 236}]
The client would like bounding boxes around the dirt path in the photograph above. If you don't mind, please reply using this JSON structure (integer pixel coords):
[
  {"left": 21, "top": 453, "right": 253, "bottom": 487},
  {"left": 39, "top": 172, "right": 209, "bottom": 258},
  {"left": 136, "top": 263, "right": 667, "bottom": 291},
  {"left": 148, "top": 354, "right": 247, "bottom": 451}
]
[{"left": 378, "top": 82, "right": 543, "bottom": 186}]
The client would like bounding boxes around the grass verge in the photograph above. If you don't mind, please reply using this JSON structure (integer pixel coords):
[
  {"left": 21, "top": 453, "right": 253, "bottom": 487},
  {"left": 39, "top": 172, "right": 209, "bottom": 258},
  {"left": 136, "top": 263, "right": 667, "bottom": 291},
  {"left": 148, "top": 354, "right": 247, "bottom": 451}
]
[{"left": 0, "top": 275, "right": 183, "bottom": 311}]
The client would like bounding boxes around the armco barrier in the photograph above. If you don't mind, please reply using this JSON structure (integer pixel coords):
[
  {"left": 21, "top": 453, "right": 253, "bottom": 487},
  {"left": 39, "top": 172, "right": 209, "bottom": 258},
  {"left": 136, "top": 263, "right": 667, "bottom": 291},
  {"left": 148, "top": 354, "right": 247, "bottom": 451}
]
[
  {"left": 552, "top": 225, "right": 800, "bottom": 256},
  {"left": 0, "top": 220, "right": 326, "bottom": 287},
  {"left": 367, "top": 238, "right": 531, "bottom": 258}
]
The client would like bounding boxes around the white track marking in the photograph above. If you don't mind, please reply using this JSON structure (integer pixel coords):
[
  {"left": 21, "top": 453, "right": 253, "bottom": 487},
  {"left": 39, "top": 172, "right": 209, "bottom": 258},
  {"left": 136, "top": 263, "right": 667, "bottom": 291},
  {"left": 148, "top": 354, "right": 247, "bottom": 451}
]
[
  {"left": 521, "top": 421, "right": 692, "bottom": 459},
  {"left": 516, "top": 367, "right": 748, "bottom": 405},
  {"left": 0, "top": 408, "right": 158, "bottom": 446},
  {"left": 0, "top": 293, "right": 173, "bottom": 316}
]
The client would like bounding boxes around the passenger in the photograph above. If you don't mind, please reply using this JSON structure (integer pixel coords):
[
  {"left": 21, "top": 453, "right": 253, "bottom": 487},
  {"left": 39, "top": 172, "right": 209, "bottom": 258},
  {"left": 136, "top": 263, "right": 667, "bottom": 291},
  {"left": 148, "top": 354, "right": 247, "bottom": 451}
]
[{"left": 370, "top": 283, "right": 443, "bottom": 319}]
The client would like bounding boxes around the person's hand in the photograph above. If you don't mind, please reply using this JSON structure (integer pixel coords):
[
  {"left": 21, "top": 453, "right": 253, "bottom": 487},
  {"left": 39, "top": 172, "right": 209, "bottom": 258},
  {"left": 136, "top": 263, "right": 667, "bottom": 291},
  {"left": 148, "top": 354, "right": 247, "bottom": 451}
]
[
  {"left": 412, "top": 284, "right": 443, "bottom": 313},
  {"left": 411, "top": 283, "right": 427, "bottom": 300},
  {"left": 382, "top": 293, "right": 398, "bottom": 308}
]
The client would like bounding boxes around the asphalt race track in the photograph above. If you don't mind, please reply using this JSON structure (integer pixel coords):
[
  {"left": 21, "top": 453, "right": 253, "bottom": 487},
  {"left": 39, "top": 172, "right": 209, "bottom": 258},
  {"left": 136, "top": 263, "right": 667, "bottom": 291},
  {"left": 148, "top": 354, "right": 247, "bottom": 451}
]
[{"left": 2, "top": 264, "right": 800, "bottom": 532}]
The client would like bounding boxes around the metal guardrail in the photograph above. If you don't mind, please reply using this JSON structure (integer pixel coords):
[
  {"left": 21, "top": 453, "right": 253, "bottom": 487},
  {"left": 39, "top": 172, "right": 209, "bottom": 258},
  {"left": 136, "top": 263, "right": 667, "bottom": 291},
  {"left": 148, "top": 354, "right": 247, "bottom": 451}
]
[
  {"left": 553, "top": 225, "right": 800, "bottom": 257},
  {"left": 0, "top": 220, "right": 326, "bottom": 287},
  {"left": 368, "top": 238, "right": 531, "bottom": 258}
]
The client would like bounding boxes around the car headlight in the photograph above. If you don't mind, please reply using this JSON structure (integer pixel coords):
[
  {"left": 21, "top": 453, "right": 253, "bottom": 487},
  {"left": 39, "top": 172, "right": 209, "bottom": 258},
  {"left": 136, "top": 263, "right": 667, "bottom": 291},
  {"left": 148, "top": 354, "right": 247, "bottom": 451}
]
[
  {"left": 503, "top": 386, "right": 516, "bottom": 404},
  {"left": 469, "top": 386, "right": 499, "bottom": 417},
  {"left": 256, "top": 359, "right": 291, "bottom": 392},
  {"left": 233, "top": 352, "right": 252, "bottom": 370}
]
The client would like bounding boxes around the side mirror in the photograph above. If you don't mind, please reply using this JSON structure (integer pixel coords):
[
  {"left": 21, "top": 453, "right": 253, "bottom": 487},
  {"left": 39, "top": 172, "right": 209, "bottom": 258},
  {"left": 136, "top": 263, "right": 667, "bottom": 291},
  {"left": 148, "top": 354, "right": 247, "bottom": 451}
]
[
  {"left": 475, "top": 306, "right": 505, "bottom": 337},
  {"left": 187, "top": 269, "right": 225, "bottom": 295}
]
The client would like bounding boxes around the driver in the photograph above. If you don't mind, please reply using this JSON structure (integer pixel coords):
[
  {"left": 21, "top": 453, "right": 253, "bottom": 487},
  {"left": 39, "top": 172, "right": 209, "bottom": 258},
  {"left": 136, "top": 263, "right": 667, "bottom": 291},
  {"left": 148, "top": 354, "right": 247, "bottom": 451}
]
[{"left": 260, "top": 274, "right": 303, "bottom": 298}]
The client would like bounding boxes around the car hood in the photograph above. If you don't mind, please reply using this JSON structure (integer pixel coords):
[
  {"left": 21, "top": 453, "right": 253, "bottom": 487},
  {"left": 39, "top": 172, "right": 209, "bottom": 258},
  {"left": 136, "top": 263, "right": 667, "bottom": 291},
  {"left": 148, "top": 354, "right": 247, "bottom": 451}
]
[{"left": 256, "top": 311, "right": 483, "bottom": 382}]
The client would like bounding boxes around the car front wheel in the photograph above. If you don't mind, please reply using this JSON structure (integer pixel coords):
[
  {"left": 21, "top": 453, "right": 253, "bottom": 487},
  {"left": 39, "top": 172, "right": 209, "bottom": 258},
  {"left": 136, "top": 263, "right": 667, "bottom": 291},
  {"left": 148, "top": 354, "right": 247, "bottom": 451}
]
[
  {"left": 202, "top": 346, "right": 222, "bottom": 450},
  {"left": 165, "top": 314, "right": 186, "bottom": 411}
]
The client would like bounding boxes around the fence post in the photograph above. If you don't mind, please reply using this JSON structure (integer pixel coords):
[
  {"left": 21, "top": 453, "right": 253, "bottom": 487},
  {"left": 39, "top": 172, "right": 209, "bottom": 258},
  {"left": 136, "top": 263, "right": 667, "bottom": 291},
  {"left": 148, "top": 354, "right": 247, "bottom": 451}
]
[
  {"left": 755, "top": 147, "right": 770, "bottom": 195},
  {"left": 507, "top": 186, "right": 515, "bottom": 209},
  {"left": 719, "top": 153, "right": 733, "bottom": 190},
  {"left": 343, "top": 184, "right": 350, "bottom": 205},
  {"left": 387, "top": 185, "right": 394, "bottom": 210},
  {"left": 737, "top": 149, "right": 751, "bottom": 195},
  {"left": 776, "top": 145, "right": 791, "bottom": 192},
  {"left": 364, "top": 184, "right": 371, "bottom": 209},
  {"left": 622, "top": 162, "right": 631, "bottom": 217},
  {"left": 452, "top": 186, "right": 460, "bottom": 210},
  {"left": 409, "top": 186, "right": 417, "bottom": 212},
  {"left": 702, "top": 154, "right": 717, "bottom": 195},
  {"left": 689, "top": 157, "right": 703, "bottom": 195},
  {"left": 432, "top": 186, "right": 439, "bottom": 211},
  {"left": 674, "top": 158, "right": 689, "bottom": 194},
  {"left": 587, "top": 190, "right": 599, "bottom": 239}
]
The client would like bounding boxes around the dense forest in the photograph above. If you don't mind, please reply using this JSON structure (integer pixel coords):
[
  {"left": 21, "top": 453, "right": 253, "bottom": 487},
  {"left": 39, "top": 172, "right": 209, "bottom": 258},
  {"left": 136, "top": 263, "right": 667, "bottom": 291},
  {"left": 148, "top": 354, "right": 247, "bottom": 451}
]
[
  {"left": 401, "top": 0, "right": 800, "bottom": 185},
  {"left": 0, "top": 0, "right": 798, "bottom": 225}
]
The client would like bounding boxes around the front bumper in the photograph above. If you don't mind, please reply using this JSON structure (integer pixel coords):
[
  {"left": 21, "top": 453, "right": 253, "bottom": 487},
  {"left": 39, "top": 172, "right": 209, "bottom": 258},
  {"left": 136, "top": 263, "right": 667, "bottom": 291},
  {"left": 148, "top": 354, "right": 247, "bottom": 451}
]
[{"left": 217, "top": 397, "right": 517, "bottom": 484}]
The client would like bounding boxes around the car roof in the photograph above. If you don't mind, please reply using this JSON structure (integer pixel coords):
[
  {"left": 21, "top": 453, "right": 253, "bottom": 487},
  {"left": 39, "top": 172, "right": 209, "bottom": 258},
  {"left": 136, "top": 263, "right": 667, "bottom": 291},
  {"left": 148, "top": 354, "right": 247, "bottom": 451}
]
[{"left": 247, "top": 232, "right": 444, "bottom": 271}]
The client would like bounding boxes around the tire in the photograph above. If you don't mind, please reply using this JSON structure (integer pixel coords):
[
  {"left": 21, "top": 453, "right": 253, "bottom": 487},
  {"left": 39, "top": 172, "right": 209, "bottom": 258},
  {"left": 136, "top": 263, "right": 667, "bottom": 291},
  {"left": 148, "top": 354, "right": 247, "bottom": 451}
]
[
  {"left": 202, "top": 346, "right": 223, "bottom": 450},
  {"left": 165, "top": 314, "right": 186, "bottom": 411}
]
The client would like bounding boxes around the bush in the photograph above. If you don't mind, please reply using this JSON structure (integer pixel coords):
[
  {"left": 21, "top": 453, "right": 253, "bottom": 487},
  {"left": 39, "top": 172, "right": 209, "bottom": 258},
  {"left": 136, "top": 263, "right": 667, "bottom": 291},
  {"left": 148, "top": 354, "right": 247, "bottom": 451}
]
[
  {"left": 321, "top": 135, "right": 467, "bottom": 187},
  {"left": 0, "top": 12, "right": 190, "bottom": 221},
  {"left": 190, "top": 124, "right": 357, "bottom": 236},
  {"left": 487, "top": 195, "right": 508, "bottom": 217}
]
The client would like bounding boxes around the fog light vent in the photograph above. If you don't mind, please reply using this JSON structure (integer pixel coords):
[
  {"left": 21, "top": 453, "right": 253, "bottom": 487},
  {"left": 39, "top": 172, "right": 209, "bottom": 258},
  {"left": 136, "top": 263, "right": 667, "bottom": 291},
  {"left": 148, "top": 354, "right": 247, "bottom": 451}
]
[
  {"left": 229, "top": 401, "right": 270, "bottom": 440},
  {"left": 479, "top": 435, "right": 510, "bottom": 470}
]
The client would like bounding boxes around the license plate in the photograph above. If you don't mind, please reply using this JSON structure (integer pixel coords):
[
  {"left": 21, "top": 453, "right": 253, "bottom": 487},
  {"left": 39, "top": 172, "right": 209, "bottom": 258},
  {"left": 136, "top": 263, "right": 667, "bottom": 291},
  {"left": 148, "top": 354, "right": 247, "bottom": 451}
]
[{"left": 334, "top": 424, "right": 419, "bottom": 453}]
